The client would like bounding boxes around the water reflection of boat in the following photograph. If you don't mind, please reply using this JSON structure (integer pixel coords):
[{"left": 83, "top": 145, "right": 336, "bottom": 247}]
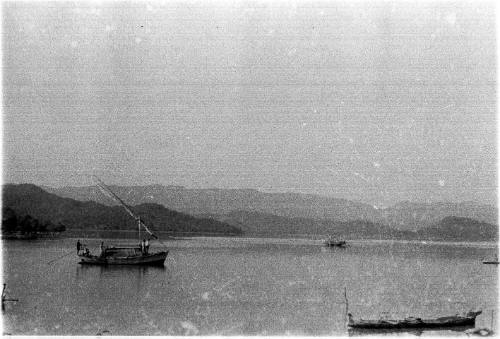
[
  {"left": 76, "top": 261, "right": 166, "bottom": 278},
  {"left": 78, "top": 177, "right": 168, "bottom": 266},
  {"left": 324, "top": 236, "right": 346, "bottom": 247},
  {"left": 347, "top": 310, "right": 482, "bottom": 329}
]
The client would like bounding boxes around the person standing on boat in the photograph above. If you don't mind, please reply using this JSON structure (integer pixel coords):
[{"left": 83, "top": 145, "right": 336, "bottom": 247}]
[
  {"left": 141, "top": 239, "right": 146, "bottom": 254},
  {"left": 77, "top": 240, "right": 82, "bottom": 254},
  {"left": 145, "top": 239, "right": 149, "bottom": 254},
  {"left": 100, "top": 241, "right": 105, "bottom": 256}
]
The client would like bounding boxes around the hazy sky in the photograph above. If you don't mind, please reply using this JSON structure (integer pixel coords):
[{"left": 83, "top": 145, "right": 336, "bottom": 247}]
[{"left": 3, "top": 0, "right": 496, "bottom": 207}]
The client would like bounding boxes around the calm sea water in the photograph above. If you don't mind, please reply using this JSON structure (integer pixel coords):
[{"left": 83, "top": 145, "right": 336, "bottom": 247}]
[{"left": 2, "top": 237, "right": 498, "bottom": 336}]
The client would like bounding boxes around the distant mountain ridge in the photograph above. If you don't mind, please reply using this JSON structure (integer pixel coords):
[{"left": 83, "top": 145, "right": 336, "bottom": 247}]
[
  {"left": 380, "top": 201, "right": 498, "bottom": 231},
  {"left": 415, "top": 216, "right": 498, "bottom": 242},
  {"left": 3, "top": 184, "right": 242, "bottom": 236},
  {"left": 206, "top": 210, "right": 498, "bottom": 242},
  {"left": 44, "top": 184, "right": 497, "bottom": 230},
  {"left": 4, "top": 184, "right": 497, "bottom": 242},
  {"left": 43, "top": 184, "right": 383, "bottom": 222},
  {"left": 208, "top": 210, "right": 412, "bottom": 240}
]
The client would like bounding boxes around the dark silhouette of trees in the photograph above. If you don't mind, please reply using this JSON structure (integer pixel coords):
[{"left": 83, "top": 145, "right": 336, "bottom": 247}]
[
  {"left": 53, "top": 223, "right": 66, "bottom": 232},
  {"left": 1, "top": 208, "right": 67, "bottom": 236},
  {"left": 2, "top": 208, "right": 17, "bottom": 233}
]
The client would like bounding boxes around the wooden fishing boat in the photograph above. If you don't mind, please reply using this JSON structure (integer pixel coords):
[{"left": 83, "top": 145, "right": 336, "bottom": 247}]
[
  {"left": 324, "top": 236, "right": 346, "bottom": 247},
  {"left": 483, "top": 260, "right": 499, "bottom": 265},
  {"left": 483, "top": 256, "right": 499, "bottom": 264},
  {"left": 347, "top": 310, "right": 482, "bottom": 329},
  {"left": 79, "top": 246, "right": 168, "bottom": 266},
  {"left": 77, "top": 177, "right": 168, "bottom": 266}
]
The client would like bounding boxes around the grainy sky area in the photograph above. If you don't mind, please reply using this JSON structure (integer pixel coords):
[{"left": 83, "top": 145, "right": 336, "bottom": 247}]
[{"left": 2, "top": 0, "right": 496, "bottom": 207}]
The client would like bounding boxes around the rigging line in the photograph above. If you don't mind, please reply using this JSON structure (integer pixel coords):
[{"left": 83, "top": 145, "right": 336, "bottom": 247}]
[
  {"left": 95, "top": 183, "right": 126, "bottom": 209},
  {"left": 93, "top": 176, "right": 159, "bottom": 239},
  {"left": 96, "top": 182, "right": 154, "bottom": 237},
  {"left": 47, "top": 249, "right": 75, "bottom": 265},
  {"left": 139, "top": 220, "right": 158, "bottom": 239},
  {"left": 156, "top": 237, "right": 170, "bottom": 251},
  {"left": 93, "top": 177, "right": 137, "bottom": 219}
]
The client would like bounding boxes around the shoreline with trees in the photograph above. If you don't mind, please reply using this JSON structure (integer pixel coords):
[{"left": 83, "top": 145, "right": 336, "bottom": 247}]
[{"left": 2, "top": 207, "right": 66, "bottom": 239}]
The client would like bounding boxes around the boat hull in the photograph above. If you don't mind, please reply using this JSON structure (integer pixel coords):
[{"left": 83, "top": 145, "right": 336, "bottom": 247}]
[
  {"left": 324, "top": 241, "right": 346, "bottom": 247},
  {"left": 348, "top": 311, "right": 481, "bottom": 329},
  {"left": 78, "top": 251, "right": 168, "bottom": 266},
  {"left": 348, "top": 318, "right": 476, "bottom": 329}
]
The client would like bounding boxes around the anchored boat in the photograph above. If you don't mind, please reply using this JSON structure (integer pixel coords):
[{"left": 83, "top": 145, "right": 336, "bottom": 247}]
[
  {"left": 482, "top": 256, "right": 499, "bottom": 264},
  {"left": 79, "top": 245, "right": 167, "bottom": 266},
  {"left": 324, "top": 236, "right": 346, "bottom": 247},
  {"left": 347, "top": 311, "right": 482, "bottom": 329},
  {"left": 343, "top": 288, "right": 481, "bottom": 332},
  {"left": 77, "top": 177, "right": 168, "bottom": 266}
]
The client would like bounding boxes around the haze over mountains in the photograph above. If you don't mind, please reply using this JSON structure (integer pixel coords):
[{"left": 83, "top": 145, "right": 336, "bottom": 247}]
[
  {"left": 3, "top": 183, "right": 498, "bottom": 242},
  {"left": 44, "top": 184, "right": 497, "bottom": 231},
  {"left": 4, "top": 184, "right": 241, "bottom": 236},
  {"left": 212, "top": 211, "right": 498, "bottom": 242}
]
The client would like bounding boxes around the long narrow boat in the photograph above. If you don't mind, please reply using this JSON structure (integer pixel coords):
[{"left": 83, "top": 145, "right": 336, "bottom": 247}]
[
  {"left": 347, "top": 310, "right": 482, "bottom": 329},
  {"left": 77, "top": 177, "right": 168, "bottom": 266},
  {"left": 483, "top": 256, "right": 499, "bottom": 264},
  {"left": 324, "top": 236, "right": 346, "bottom": 247}
]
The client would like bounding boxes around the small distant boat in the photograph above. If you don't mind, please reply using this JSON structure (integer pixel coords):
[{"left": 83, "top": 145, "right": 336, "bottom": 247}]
[
  {"left": 482, "top": 260, "right": 499, "bottom": 265},
  {"left": 77, "top": 177, "right": 168, "bottom": 266},
  {"left": 347, "top": 311, "right": 482, "bottom": 329},
  {"left": 482, "top": 255, "right": 499, "bottom": 264},
  {"left": 324, "top": 236, "right": 346, "bottom": 247}
]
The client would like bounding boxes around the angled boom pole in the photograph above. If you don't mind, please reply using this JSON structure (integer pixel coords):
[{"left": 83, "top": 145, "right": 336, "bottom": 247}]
[{"left": 92, "top": 176, "right": 158, "bottom": 239}]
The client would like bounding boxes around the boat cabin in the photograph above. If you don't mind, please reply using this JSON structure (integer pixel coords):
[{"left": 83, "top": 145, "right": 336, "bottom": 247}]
[{"left": 102, "top": 246, "right": 143, "bottom": 257}]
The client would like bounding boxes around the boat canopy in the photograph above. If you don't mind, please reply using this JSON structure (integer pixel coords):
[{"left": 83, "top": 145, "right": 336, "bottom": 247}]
[{"left": 104, "top": 247, "right": 142, "bottom": 257}]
